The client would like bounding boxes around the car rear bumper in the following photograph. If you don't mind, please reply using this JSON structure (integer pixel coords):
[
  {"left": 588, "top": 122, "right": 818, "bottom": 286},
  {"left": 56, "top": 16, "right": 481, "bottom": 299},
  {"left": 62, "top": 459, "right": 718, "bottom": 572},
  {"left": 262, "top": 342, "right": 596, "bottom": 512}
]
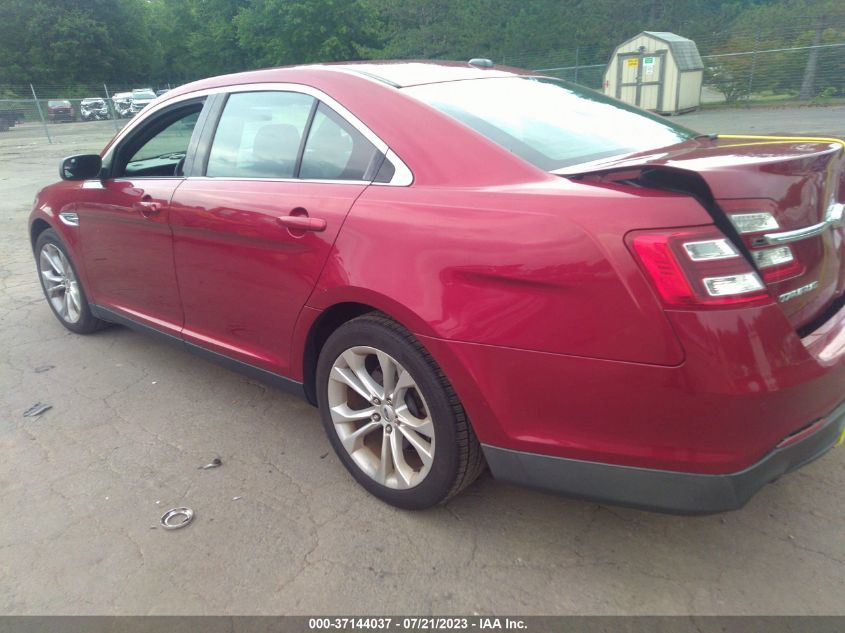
[{"left": 483, "top": 400, "right": 845, "bottom": 514}]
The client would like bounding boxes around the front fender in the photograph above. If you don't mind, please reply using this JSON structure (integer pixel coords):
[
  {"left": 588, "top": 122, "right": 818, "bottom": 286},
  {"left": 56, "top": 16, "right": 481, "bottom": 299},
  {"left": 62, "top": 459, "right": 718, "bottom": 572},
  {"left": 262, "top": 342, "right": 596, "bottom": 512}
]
[{"left": 29, "top": 182, "right": 90, "bottom": 288}]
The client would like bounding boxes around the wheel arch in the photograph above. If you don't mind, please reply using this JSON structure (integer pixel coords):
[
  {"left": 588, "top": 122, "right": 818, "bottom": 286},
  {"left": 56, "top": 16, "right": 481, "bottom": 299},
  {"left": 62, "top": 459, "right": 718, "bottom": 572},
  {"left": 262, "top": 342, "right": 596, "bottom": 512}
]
[
  {"left": 30, "top": 218, "right": 52, "bottom": 251},
  {"left": 297, "top": 290, "right": 441, "bottom": 406},
  {"left": 301, "top": 301, "right": 377, "bottom": 404}
]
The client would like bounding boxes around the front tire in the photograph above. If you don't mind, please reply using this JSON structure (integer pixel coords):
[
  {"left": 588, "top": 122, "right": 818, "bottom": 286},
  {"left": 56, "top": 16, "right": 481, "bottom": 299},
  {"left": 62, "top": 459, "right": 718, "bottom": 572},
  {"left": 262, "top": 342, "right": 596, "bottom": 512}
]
[
  {"left": 35, "top": 229, "right": 104, "bottom": 334},
  {"left": 316, "top": 314, "right": 485, "bottom": 509}
]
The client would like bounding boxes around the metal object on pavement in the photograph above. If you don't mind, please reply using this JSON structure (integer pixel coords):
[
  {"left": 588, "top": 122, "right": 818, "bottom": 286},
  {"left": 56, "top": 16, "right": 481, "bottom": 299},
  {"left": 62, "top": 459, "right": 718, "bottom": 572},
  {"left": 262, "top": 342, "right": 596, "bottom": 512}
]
[
  {"left": 160, "top": 507, "right": 194, "bottom": 530},
  {"left": 198, "top": 457, "right": 222, "bottom": 469},
  {"left": 23, "top": 402, "right": 52, "bottom": 417}
]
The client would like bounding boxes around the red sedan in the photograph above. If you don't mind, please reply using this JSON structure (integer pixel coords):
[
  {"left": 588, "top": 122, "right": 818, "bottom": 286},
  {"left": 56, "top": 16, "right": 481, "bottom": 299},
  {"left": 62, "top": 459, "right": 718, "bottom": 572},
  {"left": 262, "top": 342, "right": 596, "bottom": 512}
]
[{"left": 29, "top": 61, "right": 845, "bottom": 513}]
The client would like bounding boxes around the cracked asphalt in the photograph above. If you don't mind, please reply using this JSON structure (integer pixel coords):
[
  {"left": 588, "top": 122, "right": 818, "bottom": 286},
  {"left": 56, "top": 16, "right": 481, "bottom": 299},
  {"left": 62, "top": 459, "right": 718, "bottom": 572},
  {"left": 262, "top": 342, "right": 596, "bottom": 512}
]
[{"left": 1, "top": 108, "right": 844, "bottom": 615}]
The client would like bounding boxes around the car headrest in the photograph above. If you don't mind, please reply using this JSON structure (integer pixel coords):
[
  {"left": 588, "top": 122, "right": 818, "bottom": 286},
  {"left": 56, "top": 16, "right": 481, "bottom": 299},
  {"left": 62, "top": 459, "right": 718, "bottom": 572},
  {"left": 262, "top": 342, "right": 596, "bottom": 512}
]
[{"left": 252, "top": 123, "right": 300, "bottom": 168}]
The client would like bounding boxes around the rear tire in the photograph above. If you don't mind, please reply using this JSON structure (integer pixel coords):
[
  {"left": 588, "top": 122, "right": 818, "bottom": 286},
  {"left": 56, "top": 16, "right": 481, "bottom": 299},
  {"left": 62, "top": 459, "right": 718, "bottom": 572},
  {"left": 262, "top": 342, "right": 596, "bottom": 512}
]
[
  {"left": 316, "top": 313, "right": 485, "bottom": 509},
  {"left": 35, "top": 229, "right": 105, "bottom": 334}
]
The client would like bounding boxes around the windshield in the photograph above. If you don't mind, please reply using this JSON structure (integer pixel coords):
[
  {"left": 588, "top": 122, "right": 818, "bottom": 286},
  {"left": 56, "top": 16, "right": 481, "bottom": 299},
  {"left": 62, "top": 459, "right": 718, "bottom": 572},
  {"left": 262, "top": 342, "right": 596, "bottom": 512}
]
[
  {"left": 405, "top": 77, "right": 696, "bottom": 171},
  {"left": 48, "top": 100, "right": 70, "bottom": 107},
  {"left": 133, "top": 91, "right": 156, "bottom": 99}
]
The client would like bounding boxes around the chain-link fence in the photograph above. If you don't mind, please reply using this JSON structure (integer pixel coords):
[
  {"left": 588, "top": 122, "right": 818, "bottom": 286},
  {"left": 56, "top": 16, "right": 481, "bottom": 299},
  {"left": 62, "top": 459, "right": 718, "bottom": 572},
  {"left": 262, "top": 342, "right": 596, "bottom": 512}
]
[
  {"left": 2, "top": 20, "right": 843, "bottom": 144},
  {"left": 517, "top": 18, "right": 845, "bottom": 105},
  {"left": 0, "top": 83, "right": 175, "bottom": 144}
]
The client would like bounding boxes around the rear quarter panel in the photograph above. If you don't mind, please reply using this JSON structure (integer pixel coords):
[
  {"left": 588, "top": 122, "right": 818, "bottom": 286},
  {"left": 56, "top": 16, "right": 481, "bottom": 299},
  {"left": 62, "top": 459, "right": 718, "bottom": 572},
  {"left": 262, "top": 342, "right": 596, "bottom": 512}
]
[{"left": 309, "top": 179, "right": 714, "bottom": 366}]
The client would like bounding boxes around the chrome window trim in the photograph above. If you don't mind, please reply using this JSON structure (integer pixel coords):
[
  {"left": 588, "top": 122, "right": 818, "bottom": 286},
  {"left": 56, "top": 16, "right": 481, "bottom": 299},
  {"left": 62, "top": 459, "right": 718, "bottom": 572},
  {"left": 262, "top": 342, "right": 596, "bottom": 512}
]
[
  {"left": 383, "top": 149, "right": 413, "bottom": 187},
  {"left": 188, "top": 177, "right": 372, "bottom": 186},
  {"left": 107, "top": 82, "right": 413, "bottom": 187}
]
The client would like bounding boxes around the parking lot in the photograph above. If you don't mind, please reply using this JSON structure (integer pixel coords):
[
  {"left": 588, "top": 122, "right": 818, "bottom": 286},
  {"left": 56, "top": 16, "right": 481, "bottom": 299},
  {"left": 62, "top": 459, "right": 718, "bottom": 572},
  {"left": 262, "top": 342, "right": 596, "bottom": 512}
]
[{"left": 1, "top": 106, "right": 844, "bottom": 615}]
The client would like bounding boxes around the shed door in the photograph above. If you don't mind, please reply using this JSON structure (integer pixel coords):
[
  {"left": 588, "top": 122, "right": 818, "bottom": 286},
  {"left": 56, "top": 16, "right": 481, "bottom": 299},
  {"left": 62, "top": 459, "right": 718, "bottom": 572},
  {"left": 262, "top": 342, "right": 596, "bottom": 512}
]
[
  {"left": 616, "top": 54, "right": 641, "bottom": 104},
  {"left": 615, "top": 50, "right": 667, "bottom": 110}
]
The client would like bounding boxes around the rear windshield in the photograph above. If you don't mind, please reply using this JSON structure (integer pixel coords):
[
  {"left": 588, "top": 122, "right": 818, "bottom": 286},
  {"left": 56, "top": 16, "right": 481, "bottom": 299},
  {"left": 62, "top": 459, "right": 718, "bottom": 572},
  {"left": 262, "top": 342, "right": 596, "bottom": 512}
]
[{"left": 405, "top": 77, "right": 695, "bottom": 171}]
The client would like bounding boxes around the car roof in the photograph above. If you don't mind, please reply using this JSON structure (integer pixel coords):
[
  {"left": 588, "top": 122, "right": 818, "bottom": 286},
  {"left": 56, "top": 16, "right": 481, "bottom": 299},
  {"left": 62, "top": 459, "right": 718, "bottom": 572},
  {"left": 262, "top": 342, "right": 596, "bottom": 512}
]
[
  {"left": 167, "top": 60, "right": 533, "bottom": 98},
  {"left": 318, "top": 61, "right": 526, "bottom": 87}
]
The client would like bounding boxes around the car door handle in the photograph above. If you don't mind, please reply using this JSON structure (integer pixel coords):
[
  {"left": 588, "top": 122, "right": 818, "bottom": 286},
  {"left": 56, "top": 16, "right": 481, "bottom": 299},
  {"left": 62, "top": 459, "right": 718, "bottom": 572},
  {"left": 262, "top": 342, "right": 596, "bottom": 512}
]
[
  {"left": 276, "top": 215, "right": 327, "bottom": 232},
  {"left": 134, "top": 200, "right": 161, "bottom": 217}
]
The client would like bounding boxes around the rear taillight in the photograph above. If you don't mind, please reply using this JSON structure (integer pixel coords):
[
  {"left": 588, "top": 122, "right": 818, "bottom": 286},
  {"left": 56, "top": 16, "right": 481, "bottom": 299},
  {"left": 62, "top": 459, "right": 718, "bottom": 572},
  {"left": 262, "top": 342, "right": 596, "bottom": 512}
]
[
  {"left": 751, "top": 245, "right": 804, "bottom": 282},
  {"left": 729, "top": 211, "right": 804, "bottom": 283},
  {"left": 627, "top": 226, "right": 772, "bottom": 308},
  {"left": 729, "top": 212, "right": 780, "bottom": 234}
]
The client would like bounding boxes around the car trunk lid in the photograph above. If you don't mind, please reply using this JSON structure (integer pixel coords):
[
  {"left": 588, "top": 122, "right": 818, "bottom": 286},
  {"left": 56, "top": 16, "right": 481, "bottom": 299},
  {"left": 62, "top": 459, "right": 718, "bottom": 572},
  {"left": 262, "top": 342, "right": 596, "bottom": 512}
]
[{"left": 562, "top": 136, "right": 845, "bottom": 332}]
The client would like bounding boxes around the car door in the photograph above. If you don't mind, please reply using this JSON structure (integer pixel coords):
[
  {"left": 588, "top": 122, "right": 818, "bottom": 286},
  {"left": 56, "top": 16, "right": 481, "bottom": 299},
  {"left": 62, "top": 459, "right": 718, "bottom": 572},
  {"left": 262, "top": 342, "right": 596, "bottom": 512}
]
[
  {"left": 74, "top": 98, "right": 206, "bottom": 336},
  {"left": 169, "top": 89, "right": 385, "bottom": 376}
]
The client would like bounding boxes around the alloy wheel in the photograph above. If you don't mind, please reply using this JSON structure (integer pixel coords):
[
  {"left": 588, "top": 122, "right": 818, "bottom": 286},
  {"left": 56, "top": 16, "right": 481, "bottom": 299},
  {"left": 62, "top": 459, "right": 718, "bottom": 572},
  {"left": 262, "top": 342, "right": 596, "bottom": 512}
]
[
  {"left": 328, "top": 346, "right": 435, "bottom": 489},
  {"left": 39, "top": 243, "right": 82, "bottom": 324}
]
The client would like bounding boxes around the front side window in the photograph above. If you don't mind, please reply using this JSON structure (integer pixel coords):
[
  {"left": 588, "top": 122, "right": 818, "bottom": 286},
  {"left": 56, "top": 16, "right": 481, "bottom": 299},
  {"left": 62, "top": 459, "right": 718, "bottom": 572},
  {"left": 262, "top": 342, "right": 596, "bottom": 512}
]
[
  {"left": 120, "top": 107, "right": 201, "bottom": 178},
  {"left": 299, "top": 103, "right": 381, "bottom": 181},
  {"left": 405, "top": 77, "right": 695, "bottom": 171},
  {"left": 206, "top": 91, "right": 315, "bottom": 179}
]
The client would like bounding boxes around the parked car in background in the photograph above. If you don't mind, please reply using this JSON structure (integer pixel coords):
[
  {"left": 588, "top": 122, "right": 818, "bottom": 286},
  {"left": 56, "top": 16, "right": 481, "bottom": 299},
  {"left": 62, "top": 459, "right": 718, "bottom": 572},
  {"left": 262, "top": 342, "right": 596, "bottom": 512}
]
[
  {"left": 47, "top": 100, "right": 74, "bottom": 122},
  {"left": 80, "top": 98, "right": 110, "bottom": 121},
  {"left": 28, "top": 61, "right": 845, "bottom": 514},
  {"left": 130, "top": 89, "right": 156, "bottom": 115},
  {"left": 0, "top": 107, "right": 24, "bottom": 132},
  {"left": 112, "top": 92, "right": 134, "bottom": 118},
  {"left": 155, "top": 89, "right": 170, "bottom": 97}
]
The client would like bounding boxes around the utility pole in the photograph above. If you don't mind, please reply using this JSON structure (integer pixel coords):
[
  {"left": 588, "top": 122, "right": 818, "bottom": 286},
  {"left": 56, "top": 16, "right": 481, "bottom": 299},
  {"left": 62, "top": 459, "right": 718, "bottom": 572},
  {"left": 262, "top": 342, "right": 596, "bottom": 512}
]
[
  {"left": 799, "top": 17, "right": 825, "bottom": 100},
  {"left": 30, "top": 84, "right": 51, "bottom": 145}
]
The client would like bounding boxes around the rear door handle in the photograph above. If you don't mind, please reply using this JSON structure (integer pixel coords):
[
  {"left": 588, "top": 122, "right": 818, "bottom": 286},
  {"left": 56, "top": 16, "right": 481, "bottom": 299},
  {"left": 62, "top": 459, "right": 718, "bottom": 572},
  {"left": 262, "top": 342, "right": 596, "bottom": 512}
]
[
  {"left": 276, "top": 216, "right": 327, "bottom": 232},
  {"left": 134, "top": 200, "right": 161, "bottom": 217}
]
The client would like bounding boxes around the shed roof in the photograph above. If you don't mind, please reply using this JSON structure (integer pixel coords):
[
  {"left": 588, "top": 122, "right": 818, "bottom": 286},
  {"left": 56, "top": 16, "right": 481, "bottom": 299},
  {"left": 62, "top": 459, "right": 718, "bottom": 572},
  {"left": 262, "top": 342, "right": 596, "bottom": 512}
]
[{"left": 641, "top": 31, "right": 704, "bottom": 71}]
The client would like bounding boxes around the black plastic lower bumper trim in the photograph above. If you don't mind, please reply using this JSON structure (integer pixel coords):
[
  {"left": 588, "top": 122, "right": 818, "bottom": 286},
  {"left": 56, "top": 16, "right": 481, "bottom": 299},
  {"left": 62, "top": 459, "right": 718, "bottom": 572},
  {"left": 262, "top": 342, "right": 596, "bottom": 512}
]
[{"left": 482, "top": 402, "right": 845, "bottom": 515}]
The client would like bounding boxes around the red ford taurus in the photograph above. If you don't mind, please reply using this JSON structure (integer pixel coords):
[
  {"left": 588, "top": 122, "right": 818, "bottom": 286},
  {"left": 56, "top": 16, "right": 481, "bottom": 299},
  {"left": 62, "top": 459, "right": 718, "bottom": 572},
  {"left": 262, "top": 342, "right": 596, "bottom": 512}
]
[{"left": 29, "top": 61, "right": 845, "bottom": 513}]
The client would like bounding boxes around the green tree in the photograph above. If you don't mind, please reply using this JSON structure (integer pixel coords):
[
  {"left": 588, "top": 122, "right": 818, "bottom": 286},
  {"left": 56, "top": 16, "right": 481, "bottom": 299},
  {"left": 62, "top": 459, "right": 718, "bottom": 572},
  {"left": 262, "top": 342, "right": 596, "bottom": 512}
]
[
  {"left": 146, "top": 0, "right": 250, "bottom": 81},
  {"left": 234, "top": 0, "right": 381, "bottom": 67},
  {"left": 725, "top": 0, "right": 845, "bottom": 98},
  {"left": 0, "top": 0, "right": 153, "bottom": 88}
]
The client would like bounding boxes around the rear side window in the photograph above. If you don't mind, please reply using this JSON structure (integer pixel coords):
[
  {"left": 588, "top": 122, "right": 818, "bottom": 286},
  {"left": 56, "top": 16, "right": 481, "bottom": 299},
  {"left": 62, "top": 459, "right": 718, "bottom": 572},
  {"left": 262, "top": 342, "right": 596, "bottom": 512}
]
[
  {"left": 206, "top": 91, "right": 315, "bottom": 178},
  {"left": 299, "top": 103, "right": 381, "bottom": 181}
]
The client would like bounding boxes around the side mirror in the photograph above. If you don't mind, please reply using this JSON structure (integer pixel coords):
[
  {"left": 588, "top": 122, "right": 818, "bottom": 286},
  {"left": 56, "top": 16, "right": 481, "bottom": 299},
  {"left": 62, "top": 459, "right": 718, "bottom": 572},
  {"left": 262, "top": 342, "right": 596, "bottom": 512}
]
[{"left": 60, "top": 154, "right": 102, "bottom": 181}]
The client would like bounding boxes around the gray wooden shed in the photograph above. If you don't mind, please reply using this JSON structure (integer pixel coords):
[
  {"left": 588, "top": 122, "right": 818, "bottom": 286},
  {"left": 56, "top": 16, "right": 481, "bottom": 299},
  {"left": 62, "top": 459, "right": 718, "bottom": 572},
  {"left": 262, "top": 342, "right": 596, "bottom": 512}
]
[{"left": 603, "top": 31, "right": 704, "bottom": 115}]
